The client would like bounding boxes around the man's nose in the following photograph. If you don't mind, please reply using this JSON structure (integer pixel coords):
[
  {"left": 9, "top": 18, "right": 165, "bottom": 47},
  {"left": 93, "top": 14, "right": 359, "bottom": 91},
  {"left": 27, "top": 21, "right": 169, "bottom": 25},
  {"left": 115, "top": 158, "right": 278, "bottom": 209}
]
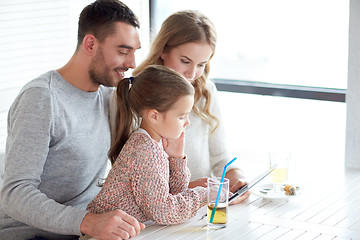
[{"left": 124, "top": 53, "right": 136, "bottom": 69}]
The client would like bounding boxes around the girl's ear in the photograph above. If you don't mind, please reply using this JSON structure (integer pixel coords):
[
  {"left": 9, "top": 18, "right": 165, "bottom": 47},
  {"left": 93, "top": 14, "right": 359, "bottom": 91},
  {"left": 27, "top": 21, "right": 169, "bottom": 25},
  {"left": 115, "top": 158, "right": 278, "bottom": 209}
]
[{"left": 147, "top": 109, "right": 159, "bottom": 124}]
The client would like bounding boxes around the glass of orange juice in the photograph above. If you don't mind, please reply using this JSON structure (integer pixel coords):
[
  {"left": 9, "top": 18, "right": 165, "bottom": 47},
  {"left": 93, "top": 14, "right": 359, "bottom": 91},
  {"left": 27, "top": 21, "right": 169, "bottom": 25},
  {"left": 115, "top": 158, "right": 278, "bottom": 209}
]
[
  {"left": 269, "top": 152, "right": 291, "bottom": 194},
  {"left": 207, "top": 177, "right": 229, "bottom": 229}
]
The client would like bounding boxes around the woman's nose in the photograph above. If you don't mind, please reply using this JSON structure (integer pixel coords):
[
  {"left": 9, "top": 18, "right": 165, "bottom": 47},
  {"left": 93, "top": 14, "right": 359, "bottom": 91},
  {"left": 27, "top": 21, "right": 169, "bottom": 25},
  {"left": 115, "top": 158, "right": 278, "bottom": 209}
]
[{"left": 184, "top": 66, "right": 196, "bottom": 81}]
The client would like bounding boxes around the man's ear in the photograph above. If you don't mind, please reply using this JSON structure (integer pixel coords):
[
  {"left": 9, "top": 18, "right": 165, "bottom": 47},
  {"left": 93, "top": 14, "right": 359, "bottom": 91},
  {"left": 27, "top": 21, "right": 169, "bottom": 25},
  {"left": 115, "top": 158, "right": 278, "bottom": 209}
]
[{"left": 82, "top": 34, "right": 97, "bottom": 56}]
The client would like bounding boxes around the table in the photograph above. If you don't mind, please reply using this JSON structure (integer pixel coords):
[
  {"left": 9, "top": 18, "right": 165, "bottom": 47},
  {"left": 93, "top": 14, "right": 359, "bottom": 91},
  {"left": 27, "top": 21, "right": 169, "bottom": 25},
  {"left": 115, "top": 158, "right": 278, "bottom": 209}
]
[{"left": 129, "top": 168, "right": 360, "bottom": 240}]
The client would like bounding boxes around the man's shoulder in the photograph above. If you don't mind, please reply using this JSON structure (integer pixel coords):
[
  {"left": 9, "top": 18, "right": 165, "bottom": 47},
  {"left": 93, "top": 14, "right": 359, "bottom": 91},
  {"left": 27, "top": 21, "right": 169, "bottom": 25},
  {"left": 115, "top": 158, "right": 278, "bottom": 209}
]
[
  {"left": 22, "top": 70, "right": 56, "bottom": 91},
  {"left": 99, "top": 85, "right": 114, "bottom": 95},
  {"left": 13, "top": 71, "right": 56, "bottom": 104},
  {"left": 99, "top": 85, "right": 115, "bottom": 103},
  {"left": 15, "top": 71, "right": 62, "bottom": 102}
]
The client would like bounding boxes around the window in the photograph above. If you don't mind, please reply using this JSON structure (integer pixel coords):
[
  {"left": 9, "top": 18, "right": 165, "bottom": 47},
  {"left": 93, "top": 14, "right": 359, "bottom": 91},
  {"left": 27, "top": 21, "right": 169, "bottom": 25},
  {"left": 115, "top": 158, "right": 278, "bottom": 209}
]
[
  {"left": 151, "top": 0, "right": 348, "bottom": 174},
  {"left": 151, "top": 0, "right": 349, "bottom": 90}
]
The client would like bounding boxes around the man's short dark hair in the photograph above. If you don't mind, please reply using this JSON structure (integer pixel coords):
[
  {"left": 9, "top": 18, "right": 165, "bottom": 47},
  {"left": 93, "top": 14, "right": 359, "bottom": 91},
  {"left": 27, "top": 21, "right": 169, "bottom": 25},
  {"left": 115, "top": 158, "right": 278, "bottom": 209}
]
[{"left": 77, "top": 0, "right": 140, "bottom": 48}]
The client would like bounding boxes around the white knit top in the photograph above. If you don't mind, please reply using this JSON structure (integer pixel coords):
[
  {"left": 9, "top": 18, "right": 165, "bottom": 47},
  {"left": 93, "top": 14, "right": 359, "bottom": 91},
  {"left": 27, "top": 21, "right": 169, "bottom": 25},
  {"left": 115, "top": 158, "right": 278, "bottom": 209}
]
[{"left": 184, "top": 80, "right": 242, "bottom": 180}]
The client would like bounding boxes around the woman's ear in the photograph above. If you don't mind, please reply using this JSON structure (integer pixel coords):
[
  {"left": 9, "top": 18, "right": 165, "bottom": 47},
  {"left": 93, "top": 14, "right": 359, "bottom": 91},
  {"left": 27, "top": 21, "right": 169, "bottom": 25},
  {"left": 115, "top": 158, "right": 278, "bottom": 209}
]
[{"left": 160, "top": 50, "right": 167, "bottom": 61}]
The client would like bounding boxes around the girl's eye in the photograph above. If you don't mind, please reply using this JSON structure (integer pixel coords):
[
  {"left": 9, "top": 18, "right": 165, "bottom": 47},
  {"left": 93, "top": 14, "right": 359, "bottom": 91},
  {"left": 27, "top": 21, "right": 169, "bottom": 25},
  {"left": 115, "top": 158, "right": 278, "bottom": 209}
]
[{"left": 181, "top": 59, "right": 190, "bottom": 64}]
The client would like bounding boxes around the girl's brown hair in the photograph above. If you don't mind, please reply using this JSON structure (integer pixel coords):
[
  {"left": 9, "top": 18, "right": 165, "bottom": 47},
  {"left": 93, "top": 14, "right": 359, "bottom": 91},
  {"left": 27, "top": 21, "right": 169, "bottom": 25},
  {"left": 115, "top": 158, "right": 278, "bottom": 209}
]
[
  {"left": 109, "top": 65, "right": 194, "bottom": 164},
  {"left": 133, "top": 10, "right": 219, "bottom": 132}
]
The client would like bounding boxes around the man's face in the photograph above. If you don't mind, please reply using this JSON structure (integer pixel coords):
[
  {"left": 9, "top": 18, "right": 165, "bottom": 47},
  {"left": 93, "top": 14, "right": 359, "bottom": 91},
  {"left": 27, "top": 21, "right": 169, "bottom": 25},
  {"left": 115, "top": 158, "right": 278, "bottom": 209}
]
[{"left": 89, "top": 22, "right": 141, "bottom": 87}]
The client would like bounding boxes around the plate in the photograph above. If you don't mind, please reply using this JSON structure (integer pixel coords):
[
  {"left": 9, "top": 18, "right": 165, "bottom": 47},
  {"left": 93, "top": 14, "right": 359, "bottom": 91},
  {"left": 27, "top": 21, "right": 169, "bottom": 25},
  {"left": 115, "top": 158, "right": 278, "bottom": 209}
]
[{"left": 252, "top": 183, "right": 300, "bottom": 200}]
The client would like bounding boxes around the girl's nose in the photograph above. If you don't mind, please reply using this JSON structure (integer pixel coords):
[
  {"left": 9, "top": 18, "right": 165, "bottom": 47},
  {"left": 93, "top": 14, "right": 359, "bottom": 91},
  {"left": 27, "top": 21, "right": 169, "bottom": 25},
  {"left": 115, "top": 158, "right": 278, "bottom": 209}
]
[{"left": 184, "top": 116, "right": 190, "bottom": 127}]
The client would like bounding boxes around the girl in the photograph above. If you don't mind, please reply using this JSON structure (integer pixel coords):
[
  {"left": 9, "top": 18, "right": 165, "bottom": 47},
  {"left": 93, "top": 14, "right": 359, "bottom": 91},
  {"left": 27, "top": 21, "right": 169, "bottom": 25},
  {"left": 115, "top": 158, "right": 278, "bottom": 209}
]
[
  {"left": 132, "top": 10, "right": 250, "bottom": 203},
  {"left": 87, "top": 65, "right": 207, "bottom": 224}
]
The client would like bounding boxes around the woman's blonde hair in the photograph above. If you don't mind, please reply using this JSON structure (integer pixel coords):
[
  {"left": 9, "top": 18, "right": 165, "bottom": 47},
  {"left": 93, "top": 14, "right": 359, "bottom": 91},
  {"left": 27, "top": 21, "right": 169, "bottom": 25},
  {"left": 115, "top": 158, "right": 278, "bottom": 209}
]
[
  {"left": 133, "top": 10, "right": 219, "bottom": 131},
  {"left": 109, "top": 65, "right": 194, "bottom": 164}
]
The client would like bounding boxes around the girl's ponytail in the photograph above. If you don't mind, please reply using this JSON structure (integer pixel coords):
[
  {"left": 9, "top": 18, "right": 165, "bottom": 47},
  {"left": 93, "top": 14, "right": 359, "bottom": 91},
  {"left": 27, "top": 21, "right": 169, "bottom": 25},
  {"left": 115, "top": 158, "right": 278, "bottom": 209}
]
[{"left": 108, "top": 77, "right": 136, "bottom": 164}]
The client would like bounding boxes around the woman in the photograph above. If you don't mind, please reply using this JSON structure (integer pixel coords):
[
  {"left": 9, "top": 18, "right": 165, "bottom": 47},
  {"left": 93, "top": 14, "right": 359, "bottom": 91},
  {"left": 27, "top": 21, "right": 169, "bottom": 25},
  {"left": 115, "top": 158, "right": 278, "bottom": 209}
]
[{"left": 133, "top": 10, "right": 250, "bottom": 203}]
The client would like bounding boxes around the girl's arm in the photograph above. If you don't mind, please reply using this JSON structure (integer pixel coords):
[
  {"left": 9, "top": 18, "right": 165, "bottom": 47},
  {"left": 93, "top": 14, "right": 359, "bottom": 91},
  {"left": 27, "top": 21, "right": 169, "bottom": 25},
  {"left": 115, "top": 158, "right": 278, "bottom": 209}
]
[
  {"left": 168, "top": 156, "right": 191, "bottom": 194},
  {"left": 131, "top": 141, "right": 206, "bottom": 225},
  {"left": 162, "top": 132, "right": 191, "bottom": 194}
]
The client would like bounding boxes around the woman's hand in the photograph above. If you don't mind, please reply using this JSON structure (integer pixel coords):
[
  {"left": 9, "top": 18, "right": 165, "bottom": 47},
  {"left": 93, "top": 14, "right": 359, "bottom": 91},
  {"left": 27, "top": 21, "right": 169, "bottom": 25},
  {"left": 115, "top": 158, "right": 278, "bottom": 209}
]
[
  {"left": 188, "top": 178, "right": 208, "bottom": 188},
  {"left": 228, "top": 180, "right": 251, "bottom": 205},
  {"left": 162, "top": 131, "right": 185, "bottom": 159},
  {"left": 225, "top": 168, "right": 251, "bottom": 205}
]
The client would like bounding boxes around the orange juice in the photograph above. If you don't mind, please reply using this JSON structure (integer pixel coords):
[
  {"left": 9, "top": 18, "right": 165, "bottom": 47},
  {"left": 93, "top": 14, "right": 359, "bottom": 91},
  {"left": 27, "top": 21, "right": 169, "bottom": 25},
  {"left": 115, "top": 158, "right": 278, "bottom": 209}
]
[
  {"left": 270, "top": 168, "right": 288, "bottom": 183},
  {"left": 207, "top": 203, "right": 228, "bottom": 224}
]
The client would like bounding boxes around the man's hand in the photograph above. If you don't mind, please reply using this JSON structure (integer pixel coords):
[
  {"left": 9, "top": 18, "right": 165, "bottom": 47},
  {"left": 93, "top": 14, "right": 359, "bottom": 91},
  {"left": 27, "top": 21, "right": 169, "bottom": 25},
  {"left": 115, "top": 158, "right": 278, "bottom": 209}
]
[{"left": 80, "top": 210, "right": 146, "bottom": 240}]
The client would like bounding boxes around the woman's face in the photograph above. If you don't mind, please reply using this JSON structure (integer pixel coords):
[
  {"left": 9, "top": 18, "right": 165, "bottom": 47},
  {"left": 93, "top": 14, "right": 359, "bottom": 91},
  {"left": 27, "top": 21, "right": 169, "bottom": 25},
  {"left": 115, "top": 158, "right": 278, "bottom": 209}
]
[{"left": 160, "top": 42, "right": 213, "bottom": 83}]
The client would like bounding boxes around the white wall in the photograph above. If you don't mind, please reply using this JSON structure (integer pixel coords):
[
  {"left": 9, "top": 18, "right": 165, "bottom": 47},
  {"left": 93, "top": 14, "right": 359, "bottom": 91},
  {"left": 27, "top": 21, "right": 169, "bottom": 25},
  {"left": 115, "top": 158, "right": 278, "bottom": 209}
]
[
  {"left": 0, "top": 0, "right": 149, "bottom": 182},
  {"left": 345, "top": 0, "right": 360, "bottom": 168}
]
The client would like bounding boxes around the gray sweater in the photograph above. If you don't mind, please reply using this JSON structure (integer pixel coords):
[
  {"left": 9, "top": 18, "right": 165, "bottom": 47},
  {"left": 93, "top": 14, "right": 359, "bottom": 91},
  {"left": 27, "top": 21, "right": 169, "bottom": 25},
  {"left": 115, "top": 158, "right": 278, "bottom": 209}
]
[{"left": 0, "top": 71, "right": 111, "bottom": 239}]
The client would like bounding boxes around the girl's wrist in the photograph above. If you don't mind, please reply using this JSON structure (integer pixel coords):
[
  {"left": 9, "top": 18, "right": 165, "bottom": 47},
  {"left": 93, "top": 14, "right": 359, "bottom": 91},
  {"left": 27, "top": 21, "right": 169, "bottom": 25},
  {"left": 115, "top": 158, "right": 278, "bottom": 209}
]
[
  {"left": 168, "top": 153, "right": 186, "bottom": 159},
  {"left": 169, "top": 155, "right": 187, "bottom": 170}
]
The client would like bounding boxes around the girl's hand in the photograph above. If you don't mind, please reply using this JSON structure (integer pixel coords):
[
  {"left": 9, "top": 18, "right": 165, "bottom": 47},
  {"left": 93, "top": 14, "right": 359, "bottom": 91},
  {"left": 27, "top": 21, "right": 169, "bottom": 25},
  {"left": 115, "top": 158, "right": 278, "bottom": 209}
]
[
  {"left": 188, "top": 178, "right": 208, "bottom": 188},
  {"left": 162, "top": 131, "right": 185, "bottom": 159}
]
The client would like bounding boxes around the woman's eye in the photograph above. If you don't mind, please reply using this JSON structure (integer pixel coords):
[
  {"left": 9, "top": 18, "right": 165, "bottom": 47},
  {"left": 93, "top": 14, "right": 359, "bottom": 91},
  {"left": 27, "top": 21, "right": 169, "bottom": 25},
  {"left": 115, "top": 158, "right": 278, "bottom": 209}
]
[{"left": 181, "top": 59, "right": 190, "bottom": 64}]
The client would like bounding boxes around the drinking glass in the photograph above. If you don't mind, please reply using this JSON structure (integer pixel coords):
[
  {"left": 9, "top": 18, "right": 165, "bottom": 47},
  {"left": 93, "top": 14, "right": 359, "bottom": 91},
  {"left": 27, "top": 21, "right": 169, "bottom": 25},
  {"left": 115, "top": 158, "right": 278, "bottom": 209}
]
[
  {"left": 207, "top": 177, "right": 229, "bottom": 229},
  {"left": 269, "top": 152, "right": 291, "bottom": 194}
]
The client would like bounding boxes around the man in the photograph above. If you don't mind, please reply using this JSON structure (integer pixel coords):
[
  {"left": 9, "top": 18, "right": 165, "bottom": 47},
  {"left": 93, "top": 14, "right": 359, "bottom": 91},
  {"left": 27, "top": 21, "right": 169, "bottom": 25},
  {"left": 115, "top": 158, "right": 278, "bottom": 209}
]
[{"left": 0, "top": 1, "right": 144, "bottom": 239}]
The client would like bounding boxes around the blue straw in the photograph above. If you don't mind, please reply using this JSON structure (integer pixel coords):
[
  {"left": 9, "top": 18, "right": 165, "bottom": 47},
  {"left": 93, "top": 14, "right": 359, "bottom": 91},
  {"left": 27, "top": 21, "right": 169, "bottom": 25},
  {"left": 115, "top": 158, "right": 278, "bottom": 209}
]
[{"left": 209, "top": 157, "right": 238, "bottom": 224}]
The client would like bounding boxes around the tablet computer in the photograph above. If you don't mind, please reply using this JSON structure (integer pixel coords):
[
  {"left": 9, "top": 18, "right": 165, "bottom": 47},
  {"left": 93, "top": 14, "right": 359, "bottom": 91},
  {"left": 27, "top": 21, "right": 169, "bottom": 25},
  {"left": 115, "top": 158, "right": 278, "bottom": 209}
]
[{"left": 228, "top": 167, "right": 274, "bottom": 203}]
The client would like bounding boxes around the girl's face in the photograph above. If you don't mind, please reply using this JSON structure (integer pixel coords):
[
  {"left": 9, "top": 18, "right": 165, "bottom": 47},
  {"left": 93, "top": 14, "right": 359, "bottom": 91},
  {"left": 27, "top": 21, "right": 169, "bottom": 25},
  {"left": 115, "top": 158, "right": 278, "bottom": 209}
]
[
  {"left": 156, "top": 95, "right": 194, "bottom": 140},
  {"left": 160, "top": 42, "right": 213, "bottom": 83}
]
